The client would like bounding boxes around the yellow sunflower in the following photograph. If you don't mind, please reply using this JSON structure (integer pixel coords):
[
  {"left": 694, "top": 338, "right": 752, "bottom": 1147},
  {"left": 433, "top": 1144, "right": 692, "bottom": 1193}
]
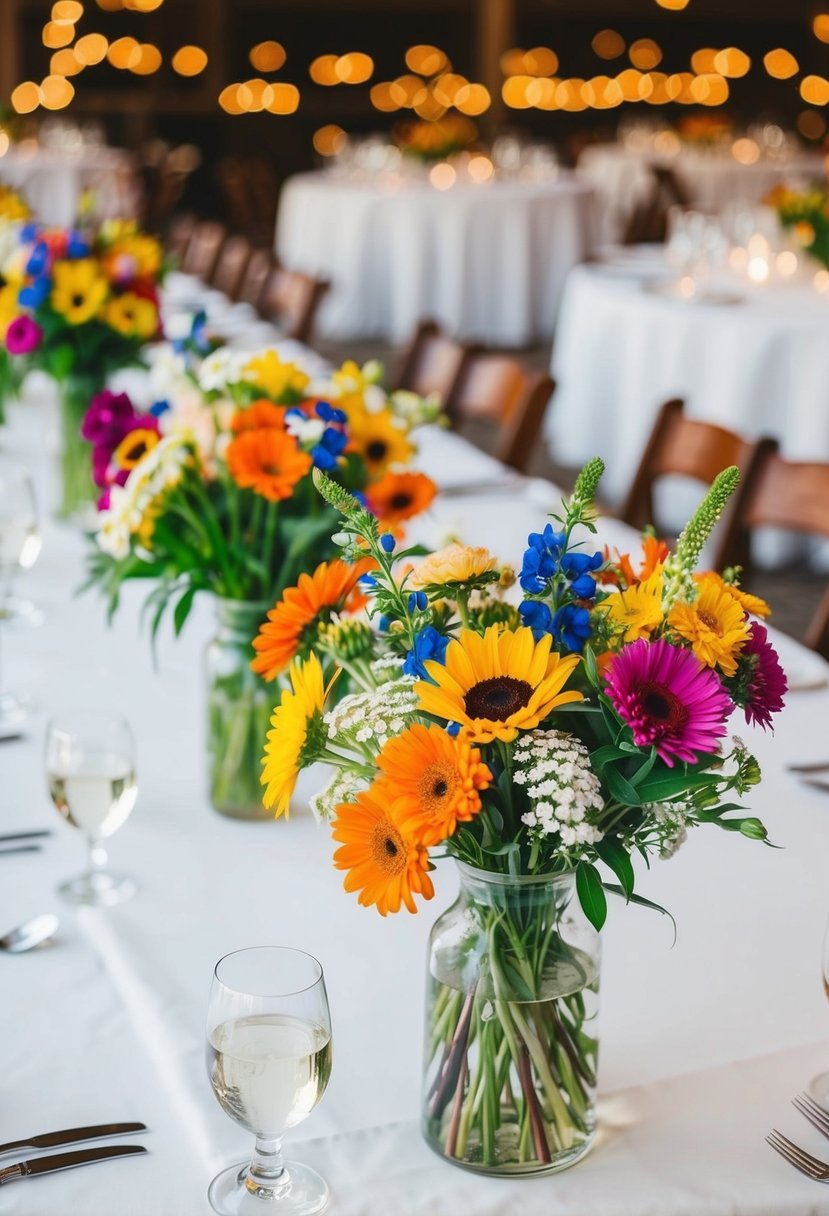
[
  {"left": 416, "top": 625, "right": 583, "bottom": 744},
  {"left": 104, "top": 292, "right": 158, "bottom": 339},
  {"left": 332, "top": 783, "right": 434, "bottom": 916},
  {"left": 0, "top": 283, "right": 21, "bottom": 340},
  {"left": 112, "top": 428, "right": 160, "bottom": 472},
  {"left": 602, "top": 566, "right": 665, "bottom": 642},
  {"left": 105, "top": 234, "right": 163, "bottom": 281},
  {"left": 696, "top": 571, "right": 770, "bottom": 619},
  {"left": 243, "top": 350, "right": 310, "bottom": 401},
  {"left": 51, "top": 259, "right": 109, "bottom": 325},
  {"left": 261, "top": 652, "right": 337, "bottom": 818},
  {"left": 346, "top": 402, "right": 414, "bottom": 476},
  {"left": 412, "top": 543, "right": 498, "bottom": 590},
  {"left": 668, "top": 579, "right": 750, "bottom": 676}
]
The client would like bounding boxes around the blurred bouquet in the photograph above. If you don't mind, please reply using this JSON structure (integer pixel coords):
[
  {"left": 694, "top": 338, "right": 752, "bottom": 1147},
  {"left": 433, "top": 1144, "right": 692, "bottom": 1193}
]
[
  {"left": 768, "top": 183, "right": 829, "bottom": 270},
  {"left": 677, "top": 113, "right": 733, "bottom": 147},
  {"left": 395, "top": 115, "right": 478, "bottom": 161},
  {"left": 85, "top": 346, "right": 442, "bottom": 817},
  {"left": 0, "top": 185, "right": 31, "bottom": 421},
  {"left": 260, "top": 459, "right": 784, "bottom": 1173},
  {"left": 0, "top": 218, "right": 165, "bottom": 516}
]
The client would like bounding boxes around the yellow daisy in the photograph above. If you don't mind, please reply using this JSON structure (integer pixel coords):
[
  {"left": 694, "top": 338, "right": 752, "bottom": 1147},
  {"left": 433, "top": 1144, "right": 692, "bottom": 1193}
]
[
  {"left": 0, "top": 283, "right": 21, "bottom": 340},
  {"left": 261, "top": 653, "right": 338, "bottom": 818},
  {"left": 668, "top": 579, "right": 750, "bottom": 676},
  {"left": 602, "top": 566, "right": 665, "bottom": 642},
  {"left": 412, "top": 543, "right": 499, "bottom": 590},
  {"left": 105, "top": 233, "right": 163, "bottom": 280},
  {"left": 112, "top": 428, "right": 159, "bottom": 472},
  {"left": 243, "top": 350, "right": 309, "bottom": 401},
  {"left": 346, "top": 402, "right": 414, "bottom": 476},
  {"left": 416, "top": 625, "right": 583, "bottom": 744},
  {"left": 696, "top": 571, "right": 770, "bottom": 619},
  {"left": 104, "top": 293, "right": 158, "bottom": 339},
  {"left": 51, "top": 259, "right": 109, "bottom": 325}
]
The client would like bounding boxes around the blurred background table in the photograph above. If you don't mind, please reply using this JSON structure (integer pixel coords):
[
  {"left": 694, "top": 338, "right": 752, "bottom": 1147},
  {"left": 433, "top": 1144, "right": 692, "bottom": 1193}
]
[
  {"left": 276, "top": 168, "right": 596, "bottom": 345},
  {"left": 0, "top": 141, "right": 139, "bottom": 227}
]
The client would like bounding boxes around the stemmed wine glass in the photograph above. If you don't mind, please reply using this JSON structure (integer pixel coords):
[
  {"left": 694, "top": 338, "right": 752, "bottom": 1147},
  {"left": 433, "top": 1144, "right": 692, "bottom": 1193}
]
[
  {"left": 0, "top": 457, "right": 43, "bottom": 628},
  {"left": 45, "top": 710, "right": 138, "bottom": 905},
  {"left": 206, "top": 947, "right": 332, "bottom": 1215},
  {"left": 809, "top": 913, "right": 829, "bottom": 1111}
]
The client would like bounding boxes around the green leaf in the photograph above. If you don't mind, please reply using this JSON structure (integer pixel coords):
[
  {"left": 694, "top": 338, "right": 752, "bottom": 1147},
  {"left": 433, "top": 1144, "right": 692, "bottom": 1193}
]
[
  {"left": 604, "top": 884, "right": 677, "bottom": 945},
  {"left": 576, "top": 861, "right": 607, "bottom": 932},
  {"left": 173, "top": 586, "right": 198, "bottom": 637},
  {"left": 582, "top": 644, "right": 601, "bottom": 689},
  {"left": 637, "top": 770, "right": 720, "bottom": 803},
  {"left": 595, "top": 838, "right": 635, "bottom": 900},
  {"left": 604, "top": 764, "right": 643, "bottom": 807},
  {"left": 589, "top": 744, "right": 630, "bottom": 771},
  {"left": 629, "top": 748, "right": 658, "bottom": 788}
]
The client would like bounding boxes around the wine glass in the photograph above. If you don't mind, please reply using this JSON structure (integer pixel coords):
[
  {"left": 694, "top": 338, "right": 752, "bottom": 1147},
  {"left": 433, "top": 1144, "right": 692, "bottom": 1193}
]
[
  {"left": 0, "top": 458, "right": 43, "bottom": 628},
  {"left": 45, "top": 710, "right": 138, "bottom": 906},
  {"left": 809, "top": 913, "right": 829, "bottom": 1111},
  {"left": 206, "top": 947, "right": 332, "bottom": 1216}
]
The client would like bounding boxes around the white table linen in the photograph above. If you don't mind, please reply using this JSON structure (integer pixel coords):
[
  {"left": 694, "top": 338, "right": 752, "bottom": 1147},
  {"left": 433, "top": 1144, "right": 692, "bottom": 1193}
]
[
  {"left": 3, "top": 314, "right": 829, "bottom": 1212},
  {"left": 0, "top": 143, "right": 139, "bottom": 228},
  {"left": 275, "top": 170, "right": 597, "bottom": 345}
]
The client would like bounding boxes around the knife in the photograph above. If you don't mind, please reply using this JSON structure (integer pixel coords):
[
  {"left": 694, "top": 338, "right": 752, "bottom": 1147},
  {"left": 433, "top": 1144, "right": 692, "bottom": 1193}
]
[
  {"left": 0, "top": 831, "right": 52, "bottom": 844},
  {"left": 788, "top": 761, "right": 829, "bottom": 774},
  {"left": 0, "top": 1122, "right": 146, "bottom": 1156},
  {"left": 799, "top": 778, "right": 829, "bottom": 793},
  {"left": 0, "top": 1144, "right": 147, "bottom": 1185},
  {"left": 0, "top": 845, "right": 41, "bottom": 857}
]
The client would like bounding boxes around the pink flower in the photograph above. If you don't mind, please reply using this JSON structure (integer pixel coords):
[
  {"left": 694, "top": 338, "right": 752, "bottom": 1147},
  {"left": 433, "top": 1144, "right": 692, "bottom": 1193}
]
[
  {"left": 604, "top": 638, "right": 732, "bottom": 767},
  {"left": 5, "top": 315, "right": 42, "bottom": 356}
]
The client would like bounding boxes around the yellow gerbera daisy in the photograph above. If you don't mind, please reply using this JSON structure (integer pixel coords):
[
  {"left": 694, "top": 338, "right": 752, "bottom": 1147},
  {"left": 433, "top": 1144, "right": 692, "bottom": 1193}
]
[
  {"left": 412, "top": 543, "right": 499, "bottom": 590},
  {"left": 602, "top": 566, "right": 665, "bottom": 642},
  {"left": 112, "top": 428, "right": 159, "bottom": 472},
  {"left": 346, "top": 402, "right": 414, "bottom": 476},
  {"left": 416, "top": 625, "right": 583, "bottom": 744},
  {"left": 696, "top": 571, "right": 770, "bottom": 619},
  {"left": 105, "top": 234, "right": 163, "bottom": 280},
  {"left": 261, "top": 653, "right": 337, "bottom": 818},
  {"left": 668, "top": 579, "right": 750, "bottom": 676},
  {"left": 0, "top": 283, "right": 21, "bottom": 340},
  {"left": 104, "top": 292, "right": 158, "bottom": 340},
  {"left": 51, "top": 259, "right": 109, "bottom": 325},
  {"left": 243, "top": 350, "right": 309, "bottom": 401}
]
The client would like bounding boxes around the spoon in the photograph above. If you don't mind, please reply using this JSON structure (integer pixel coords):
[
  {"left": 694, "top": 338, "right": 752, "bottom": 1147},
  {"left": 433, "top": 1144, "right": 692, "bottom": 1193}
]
[{"left": 0, "top": 914, "right": 59, "bottom": 953}]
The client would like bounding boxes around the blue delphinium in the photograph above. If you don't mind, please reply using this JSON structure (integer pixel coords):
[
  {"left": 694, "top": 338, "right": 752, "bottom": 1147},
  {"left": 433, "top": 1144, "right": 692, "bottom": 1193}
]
[
  {"left": 552, "top": 604, "right": 592, "bottom": 652},
  {"left": 285, "top": 401, "right": 349, "bottom": 471},
  {"left": 519, "top": 600, "right": 554, "bottom": 641},
  {"left": 520, "top": 524, "right": 567, "bottom": 593},
  {"left": 403, "top": 625, "right": 449, "bottom": 679},
  {"left": 561, "top": 551, "right": 603, "bottom": 600},
  {"left": 19, "top": 276, "right": 50, "bottom": 309}
]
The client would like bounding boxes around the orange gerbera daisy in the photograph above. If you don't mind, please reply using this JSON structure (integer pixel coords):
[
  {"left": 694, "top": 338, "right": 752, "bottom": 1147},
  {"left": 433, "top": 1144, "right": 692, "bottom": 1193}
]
[
  {"left": 376, "top": 723, "right": 492, "bottom": 846},
  {"left": 231, "top": 400, "right": 287, "bottom": 433},
  {"left": 365, "top": 470, "right": 437, "bottom": 524},
  {"left": 226, "top": 428, "right": 311, "bottom": 501},
  {"left": 602, "top": 535, "right": 670, "bottom": 588},
  {"left": 332, "top": 784, "right": 435, "bottom": 916},
  {"left": 252, "top": 556, "right": 376, "bottom": 679}
]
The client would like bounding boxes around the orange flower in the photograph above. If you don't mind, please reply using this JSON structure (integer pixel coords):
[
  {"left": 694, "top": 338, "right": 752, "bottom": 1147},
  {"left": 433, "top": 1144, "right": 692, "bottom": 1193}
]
[
  {"left": 231, "top": 400, "right": 287, "bottom": 433},
  {"left": 252, "top": 556, "right": 376, "bottom": 679},
  {"left": 376, "top": 723, "right": 491, "bottom": 846},
  {"left": 365, "top": 471, "right": 437, "bottom": 524},
  {"left": 602, "top": 535, "right": 670, "bottom": 588},
  {"left": 696, "top": 571, "right": 770, "bottom": 619},
  {"left": 332, "top": 785, "right": 434, "bottom": 916},
  {"left": 226, "top": 428, "right": 311, "bottom": 501}
]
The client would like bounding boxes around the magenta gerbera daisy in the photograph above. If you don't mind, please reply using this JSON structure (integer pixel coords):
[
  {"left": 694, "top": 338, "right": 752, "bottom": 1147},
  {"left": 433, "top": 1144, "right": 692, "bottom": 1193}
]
[
  {"left": 604, "top": 638, "right": 732, "bottom": 767},
  {"left": 737, "top": 622, "right": 787, "bottom": 729}
]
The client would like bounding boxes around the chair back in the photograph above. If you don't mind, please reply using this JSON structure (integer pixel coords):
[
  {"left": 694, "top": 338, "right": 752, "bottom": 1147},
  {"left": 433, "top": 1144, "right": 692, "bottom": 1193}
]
[
  {"left": 451, "top": 354, "right": 556, "bottom": 473},
  {"left": 165, "top": 212, "right": 197, "bottom": 263},
  {"left": 392, "top": 320, "right": 474, "bottom": 404},
  {"left": 259, "top": 266, "right": 330, "bottom": 344},
  {"left": 210, "top": 235, "right": 253, "bottom": 300},
  {"left": 181, "top": 220, "right": 227, "bottom": 281},
  {"left": 622, "top": 166, "right": 691, "bottom": 245},
  {"left": 236, "top": 248, "right": 274, "bottom": 310}
]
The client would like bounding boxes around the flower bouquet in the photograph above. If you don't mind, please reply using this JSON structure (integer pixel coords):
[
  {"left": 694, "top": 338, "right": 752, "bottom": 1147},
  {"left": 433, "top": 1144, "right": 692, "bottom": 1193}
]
[
  {"left": 84, "top": 346, "right": 442, "bottom": 817},
  {"left": 394, "top": 115, "right": 479, "bottom": 162},
  {"left": 676, "top": 113, "right": 733, "bottom": 147},
  {"left": 1, "top": 218, "right": 165, "bottom": 516},
  {"left": 767, "top": 183, "right": 829, "bottom": 270},
  {"left": 260, "top": 459, "right": 785, "bottom": 1174},
  {"left": 0, "top": 185, "right": 31, "bottom": 424}
]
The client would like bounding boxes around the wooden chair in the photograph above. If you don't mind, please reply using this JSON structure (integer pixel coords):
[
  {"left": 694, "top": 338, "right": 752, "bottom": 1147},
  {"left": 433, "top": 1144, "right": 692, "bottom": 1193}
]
[
  {"left": 392, "top": 320, "right": 475, "bottom": 405},
  {"left": 165, "top": 212, "right": 198, "bottom": 263},
  {"left": 449, "top": 354, "right": 556, "bottom": 474},
  {"left": 180, "top": 220, "right": 227, "bottom": 281},
  {"left": 236, "top": 248, "right": 274, "bottom": 310},
  {"left": 720, "top": 446, "right": 829, "bottom": 658},
  {"left": 258, "top": 265, "right": 330, "bottom": 344},
  {"left": 623, "top": 165, "right": 691, "bottom": 245},
  {"left": 209, "top": 235, "right": 253, "bottom": 301},
  {"left": 619, "top": 398, "right": 766, "bottom": 568}
]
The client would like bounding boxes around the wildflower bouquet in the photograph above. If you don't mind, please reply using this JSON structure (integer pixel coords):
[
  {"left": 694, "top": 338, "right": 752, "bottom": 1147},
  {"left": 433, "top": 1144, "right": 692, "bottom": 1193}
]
[
  {"left": 395, "top": 115, "right": 478, "bottom": 162},
  {"left": 1, "top": 218, "right": 165, "bottom": 515},
  {"left": 0, "top": 185, "right": 31, "bottom": 423},
  {"left": 260, "top": 459, "right": 785, "bottom": 1174},
  {"left": 767, "top": 183, "right": 829, "bottom": 270},
  {"left": 85, "top": 347, "right": 442, "bottom": 817}
]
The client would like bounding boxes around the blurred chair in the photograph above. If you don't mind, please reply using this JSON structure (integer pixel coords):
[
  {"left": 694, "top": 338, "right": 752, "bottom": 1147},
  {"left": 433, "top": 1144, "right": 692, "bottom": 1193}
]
[
  {"left": 180, "top": 220, "right": 227, "bottom": 281},
  {"left": 146, "top": 144, "right": 201, "bottom": 234},
  {"left": 392, "top": 320, "right": 475, "bottom": 404},
  {"left": 449, "top": 354, "right": 556, "bottom": 474},
  {"left": 236, "top": 248, "right": 274, "bottom": 310},
  {"left": 258, "top": 265, "right": 330, "bottom": 344},
  {"left": 619, "top": 398, "right": 766, "bottom": 567},
  {"left": 209, "top": 235, "right": 253, "bottom": 301},
  {"left": 720, "top": 445, "right": 829, "bottom": 658},
  {"left": 623, "top": 166, "right": 691, "bottom": 245},
  {"left": 165, "top": 212, "right": 198, "bottom": 263}
]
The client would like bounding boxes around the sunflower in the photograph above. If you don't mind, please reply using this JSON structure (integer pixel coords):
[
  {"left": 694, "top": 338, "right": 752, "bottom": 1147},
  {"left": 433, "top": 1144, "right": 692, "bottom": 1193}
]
[
  {"left": 261, "top": 652, "right": 335, "bottom": 818},
  {"left": 0, "top": 283, "right": 20, "bottom": 340},
  {"left": 51, "top": 259, "right": 109, "bottom": 325},
  {"left": 252, "top": 556, "right": 376, "bottom": 679},
  {"left": 231, "top": 400, "right": 286, "bottom": 433},
  {"left": 105, "top": 233, "right": 163, "bottom": 281},
  {"left": 332, "top": 784, "right": 434, "bottom": 915},
  {"left": 416, "top": 625, "right": 583, "bottom": 744},
  {"left": 376, "top": 723, "right": 491, "bottom": 846},
  {"left": 104, "top": 292, "right": 158, "bottom": 340},
  {"left": 243, "top": 350, "right": 309, "bottom": 401},
  {"left": 668, "top": 579, "right": 750, "bottom": 676},
  {"left": 112, "top": 428, "right": 159, "bottom": 472},
  {"left": 226, "top": 427, "right": 312, "bottom": 501},
  {"left": 365, "top": 470, "right": 436, "bottom": 524},
  {"left": 412, "top": 543, "right": 498, "bottom": 590},
  {"left": 696, "top": 571, "right": 770, "bottom": 619},
  {"left": 346, "top": 402, "right": 414, "bottom": 476},
  {"left": 602, "top": 566, "right": 664, "bottom": 643}
]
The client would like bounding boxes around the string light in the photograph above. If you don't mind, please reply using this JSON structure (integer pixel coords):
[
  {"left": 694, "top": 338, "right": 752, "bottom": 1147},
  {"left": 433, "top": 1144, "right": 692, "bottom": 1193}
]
[
  {"left": 763, "top": 48, "right": 798, "bottom": 79},
  {"left": 52, "top": 1, "right": 83, "bottom": 21},
  {"left": 798, "top": 109, "right": 827, "bottom": 139},
  {"left": 801, "top": 75, "right": 829, "bottom": 105},
  {"left": 690, "top": 48, "right": 718, "bottom": 73},
  {"left": 629, "top": 40, "right": 662, "bottom": 70},
  {"left": 11, "top": 82, "right": 42, "bottom": 114},
  {"left": 74, "top": 33, "right": 108, "bottom": 64},
  {"left": 40, "top": 74, "right": 75, "bottom": 109},
  {"left": 249, "top": 42, "right": 286, "bottom": 72},
  {"left": 130, "top": 44, "right": 162, "bottom": 75},
  {"left": 108, "top": 37, "right": 141, "bottom": 70},
  {"left": 712, "top": 47, "right": 751, "bottom": 77},
  {"left": 335, "top": 53, "right": 374, "bottom": 84},
  {"left": 592, "top": 30, "right": 625, "bottom": 60},
  {"left": 454, "top": 82, "right": 490, "bottom": 115},
  {"left": 406, "top": 45, "right": 448, "bottom": 76},
  {"left": 50, "top": 49, "right": 83, "bottom": 76},
  {"left": 655, "top": 0, "right": 690, "bottom": 8},
  {"left": 814, "top": 14, "right": 829, "bottom": 42},
  {"left": 172, "top": 46, "right": 208, "bottom": 76},
  {"left": 42, "top": 23, "right": 75, "bottom": 49},
  {"left": 313, "top": 124, "right": 347, "bottom": 155},
  {"left": 309, "top": 55, "right": 339, "bottom": 86}
]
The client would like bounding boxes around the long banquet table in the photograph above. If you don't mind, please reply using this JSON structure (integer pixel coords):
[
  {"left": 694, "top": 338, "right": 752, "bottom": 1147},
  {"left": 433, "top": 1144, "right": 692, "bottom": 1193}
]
[
  {"left": 3, "top": 313, "right": 829, "bottom": 1214},
  {"left": 0, "top": 142, "right": 139, "bottom": 228}
]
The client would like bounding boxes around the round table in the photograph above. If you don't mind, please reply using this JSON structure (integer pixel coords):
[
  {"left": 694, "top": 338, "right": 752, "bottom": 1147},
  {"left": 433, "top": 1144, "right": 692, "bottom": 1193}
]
[
  {"left": 275, "top": 169, "right": 597, "bottom": 345},
  {"left": 0, "top": 142, "right": 139, "bottom": 227},
  {"left": 579, "top": 142, "right": 825, "bottom": 244}
]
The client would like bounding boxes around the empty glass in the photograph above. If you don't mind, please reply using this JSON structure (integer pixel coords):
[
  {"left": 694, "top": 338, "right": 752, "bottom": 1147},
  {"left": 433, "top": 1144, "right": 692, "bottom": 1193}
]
[
  {"left": 0, "top": 458, "right": 43, "bottom": 628},
  {"left": 206, "top": 947, "right": 332, "bottom": 1215},
  {"left": 45, "top": 710, "right": 138, "bottom": 905},
  {"left": 809, "top": 913, "right": 829, "bottom": 1111}
]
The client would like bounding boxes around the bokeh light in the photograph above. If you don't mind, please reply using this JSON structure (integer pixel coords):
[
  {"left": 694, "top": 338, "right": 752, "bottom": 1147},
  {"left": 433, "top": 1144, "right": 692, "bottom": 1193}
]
[
  {"left": 429, "top": 163, "right": 456, "bottom": 190},
  {"left": 801, "top": 75, "right": 829, "bottom": 105},
  {"left": 369, "top": 82, "right": 400, "bottom": 112},
  {"left": 172, "top": 46, "right": 208, "bottom": 76},
  {"left": 454, "top": 82, "right": 491, "bottom": 115},
  {"left": 52, "top": 1, "right": 83, "bottom": 20},
  {"left": 763, "top": 48, "right": 798, "bottom": 79},
  {"left": 74, "top": 33, "right": 108, "bottom": 64},
  {"left": 468, "top": 155, "right": 494, "bottom": 182},
  {"left": 655, "top": 0, "right": 690, "bottom": 8},
  {"left": 108, "top": 37, "right": 141, "bottom": 70},
  {"left": 335, "top": 53, "right": 374, "bottom": 84},
  {"left": 731, "top": 137, "right": 760, "bottom": 164},
  {"left": 592, "top": 30, "right": 625, "bottom": 60},
  {"left": 798, "top": 109, "right": 828, "bottom": 139},
  {"left": 249, "top": 42, "right": 286, "bottom": 73},
  {"left": 690, "top": 48, "right": 718, "bottom": 73},
  {"left": 814, "top": 14, "right": 829, "bottom": 42},
  {"left": 50, "top": 49, "right": 83, "bottom": 76},
  {"left": 712, "top": 47, "right": 751, "bottom": 77},
  {"left": 130, "top": 44, "right": 162, "bottom": 75},
  {"left": 313, "top": 124, "right": 346, "bottom": 155},
  {"left": 43, "top": 22, "right": 75, "bottom": 49},
  {"left": 266, "top": 83, "right": 300, "bottom": 114},
  {"left": 309, "top": 55, "right": 339, "bottom": 86},
  {"left": 406, "top": 45, "right": 448, "bottom": 76},
  {"left": 432, "top": 73, "right": 466, "bottom": 106},
  {"left": 629, "top": 39, "right": 662, "bottom": 70},
  {"left": 11, "top": 82, "right": 42, "bottom": 114},
  {"left": 40, "top": 74, "right": 75, "bottom": 109}
]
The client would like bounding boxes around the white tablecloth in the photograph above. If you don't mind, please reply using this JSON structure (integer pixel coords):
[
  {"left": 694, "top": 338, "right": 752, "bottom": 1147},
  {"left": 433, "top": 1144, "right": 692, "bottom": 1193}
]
[
  {"left": 0, "top": 143, "right": 139, "bottom": 227},
  {"left": 579, "top": 143, "right": 825, "bottom": 244},
  {"left": 275, "top": 170, "right": 596, "bottom": 345},
  {"left": 3, "top": 307, "right": 829, "bottom": 1213}
]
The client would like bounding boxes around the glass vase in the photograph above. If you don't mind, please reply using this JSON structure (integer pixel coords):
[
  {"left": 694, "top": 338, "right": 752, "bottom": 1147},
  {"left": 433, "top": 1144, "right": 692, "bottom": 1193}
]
[
  {"left": 205, "top": 598, "right": 272, "bottom": 820},
  {"left": 422, "top": 862, "right": 600, "bottom": 1176},
  {"left": 57, "top": 373, "right": 99, "bottom": 522}
]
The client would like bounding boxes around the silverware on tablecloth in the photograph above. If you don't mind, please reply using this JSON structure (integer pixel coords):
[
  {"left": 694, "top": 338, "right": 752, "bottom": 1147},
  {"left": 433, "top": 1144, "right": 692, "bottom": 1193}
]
[
  {"left": 0, "top": 913, "right": 59, "bottom": 953},
  {"left": 798, "top": 778, "right": 829, "bottom": 794},
  {"left": 0, "top": 1144, "right": 147, "bottom": 1186},
  {"left": 788, "top": 762, "right": 829, "bottom": 774},
  {"left": 437, "top": 478, "right": 525, "bottom": 498},
  {"left": 766, "top": 1129, "right": 829, "bottom": 1180},
  {"left": 0, "top": 831, "right": 52, "bottom": 844},
  {"left": 0, "top": 1121, "right": 146, "bottom": 1156},
  {"left": 794, "top": 1092, "right": 829, "bottom": 1140},
  {"left": 0, "top": 844, "right": 41, "bottom": 857}
]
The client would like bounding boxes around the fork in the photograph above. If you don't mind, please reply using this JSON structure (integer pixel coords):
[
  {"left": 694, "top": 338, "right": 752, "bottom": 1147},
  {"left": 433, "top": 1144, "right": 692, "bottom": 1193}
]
[
  {"left": 766, "top": 1129, "right": 829, "bottom": 1181},
  {"left": 794, "top": 1092, "right": 829, "bottom": 1140}
]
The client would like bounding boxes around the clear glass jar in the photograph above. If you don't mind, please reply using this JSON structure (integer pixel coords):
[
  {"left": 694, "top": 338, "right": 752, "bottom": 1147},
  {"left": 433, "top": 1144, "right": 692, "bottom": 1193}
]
[
  {"left": 57, "top": 372, "right": 98, "bottom": 522},
  {"left": 205, "top": 599, "right": 272, "bottom": 820},
  {"left": 422, "top": 862, "right": 600, "bottom": 1176}
]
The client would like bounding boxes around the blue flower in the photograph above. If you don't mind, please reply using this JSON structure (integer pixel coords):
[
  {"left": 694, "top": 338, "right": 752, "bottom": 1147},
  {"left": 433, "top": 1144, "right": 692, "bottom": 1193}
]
[
  {"left": 316, "top": 400, "right": 347, "bottom": 425},
  {"left": 67, "top": 231, "right": 90, "bottom": 259},
  {"left": 20, "top": 223, "right": 40, "bottom": 244},
  {"left": 378, "top": 614, "right": 392, "bottom": 632},
  {"left": 520, "top": 524, "right": 567, "bottom": 593},
  {"left": 26, "top": 242, "right": 50, "bottom": 277},
  {"left": 19, "top": 276, "right": 50, "bottom": 309},
  {"left": 407, "top": 590, "right": 428, "bottom": 612},
  {"left": 358, "top": 574, "right": 377, "bottom": 589},
  {"left": 519, "top": 600, "right": 554, "bottom": 640},
  {"left": 380, "top": 533, "right": 395, "bottom": 553},
  {"left": 552, "top": 604, "right": 592, "bottom": 653},
  {"left": 446, "top": 721, "right": 461, "bottom": 737},
  {"left": 309, "top": 444, "right": 339, "bottom": 471},
  {"left": 149, "top": 398, "right": 171, "bottom": 417},
  {"left": 403, "top": 626, "right": 448, "bottom": 679}
]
